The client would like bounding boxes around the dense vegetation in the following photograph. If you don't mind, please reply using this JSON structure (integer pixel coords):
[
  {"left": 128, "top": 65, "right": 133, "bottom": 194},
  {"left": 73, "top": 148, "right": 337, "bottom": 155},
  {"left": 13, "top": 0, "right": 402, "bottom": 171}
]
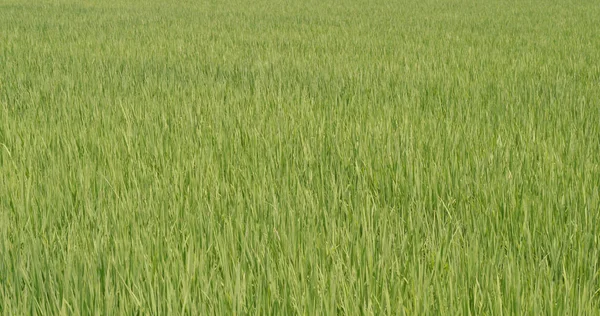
[{"left": 1, "top": 0, "right": 599, "bottom": 314}]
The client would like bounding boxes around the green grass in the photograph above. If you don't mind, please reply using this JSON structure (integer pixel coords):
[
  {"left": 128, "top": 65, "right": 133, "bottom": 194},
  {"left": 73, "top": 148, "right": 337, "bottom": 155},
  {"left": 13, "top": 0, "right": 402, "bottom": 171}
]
[{"left": 1, "top": 0, "right": 600, "bottom": 314}]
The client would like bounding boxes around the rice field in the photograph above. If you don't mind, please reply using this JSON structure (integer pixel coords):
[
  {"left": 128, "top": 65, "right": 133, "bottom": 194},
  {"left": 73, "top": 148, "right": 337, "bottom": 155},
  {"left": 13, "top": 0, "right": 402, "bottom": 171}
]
[{"left": 1, "top": 0, "right": 600, "bottom": 314}]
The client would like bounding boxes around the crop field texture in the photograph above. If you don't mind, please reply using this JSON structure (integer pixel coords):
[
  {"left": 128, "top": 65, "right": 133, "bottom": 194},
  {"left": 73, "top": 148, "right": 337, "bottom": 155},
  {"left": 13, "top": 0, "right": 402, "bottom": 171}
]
[{"left": 1, "top": 0, "right": 600, "bottom": 314}]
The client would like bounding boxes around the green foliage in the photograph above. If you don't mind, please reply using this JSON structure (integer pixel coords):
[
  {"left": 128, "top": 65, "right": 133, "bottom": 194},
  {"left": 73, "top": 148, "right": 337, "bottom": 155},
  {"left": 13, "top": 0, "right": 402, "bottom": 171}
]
[{"left": 1, "top": 0, "right": 599, "bottom": 314}]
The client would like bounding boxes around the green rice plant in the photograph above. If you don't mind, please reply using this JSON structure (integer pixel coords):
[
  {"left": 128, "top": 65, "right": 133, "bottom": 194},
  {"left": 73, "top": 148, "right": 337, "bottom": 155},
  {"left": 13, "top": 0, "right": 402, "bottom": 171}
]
[{"left": 1, "top": 0, "right": 599, "bottom": 314}]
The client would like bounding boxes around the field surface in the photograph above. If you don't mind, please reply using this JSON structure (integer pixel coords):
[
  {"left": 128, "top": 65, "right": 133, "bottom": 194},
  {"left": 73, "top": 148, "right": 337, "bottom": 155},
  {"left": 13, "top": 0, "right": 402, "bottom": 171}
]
[{"left": 1, "top": 0, "right": 600, "bottom": 314}]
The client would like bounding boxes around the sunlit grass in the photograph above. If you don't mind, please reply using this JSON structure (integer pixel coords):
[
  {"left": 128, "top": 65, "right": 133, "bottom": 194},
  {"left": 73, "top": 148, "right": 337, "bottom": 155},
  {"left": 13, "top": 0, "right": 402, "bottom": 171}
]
[{"left": 1, "top": 0, "right": 599, "bottom": 314}]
